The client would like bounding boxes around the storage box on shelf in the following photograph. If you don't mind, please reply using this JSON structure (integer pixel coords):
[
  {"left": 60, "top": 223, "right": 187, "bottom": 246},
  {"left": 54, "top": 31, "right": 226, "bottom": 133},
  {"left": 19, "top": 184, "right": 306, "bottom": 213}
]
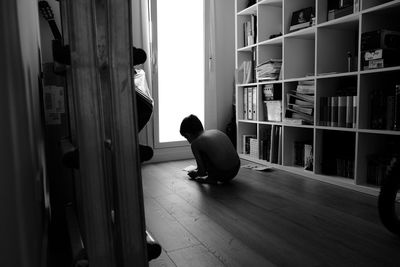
[{"left": 235, "top": 0, "right": 400, "bottom": 195}]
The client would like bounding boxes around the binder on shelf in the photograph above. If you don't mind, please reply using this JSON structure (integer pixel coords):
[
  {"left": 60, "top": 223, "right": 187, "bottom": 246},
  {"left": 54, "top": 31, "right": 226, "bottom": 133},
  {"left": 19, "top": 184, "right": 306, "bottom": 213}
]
[
  {"left": 331, "top": 96, "right": 338, "bottom": 127},
  {"left": 277, "top": 126, "right": 282, "bottom": 165},
  {"left": 248, "top": 87, "right": 253, "bottom": 120},
  {"left": 252, "top": 87, "right": 257, "bottom": 120},
  {"left": 394, "top": 85, "right": 400, "bottom": 130},
  {"left": 243, "top": 88, "right": 248, "bottom": 119},
  {"left": 338, "top": 96, "right": 347, "bottom": 128},
  {"left": 353, "top": 95, "right": 357, "bottom": 128},
  {"left": 346, "top": 96, "right": 353, "bottom": 128}
]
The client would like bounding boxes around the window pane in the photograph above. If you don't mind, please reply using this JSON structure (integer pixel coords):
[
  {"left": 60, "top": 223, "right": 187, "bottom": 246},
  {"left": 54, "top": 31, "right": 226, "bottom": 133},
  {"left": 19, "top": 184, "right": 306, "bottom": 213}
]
[{"left": 157, "top": 0, "right": 205, "bottom": 143}]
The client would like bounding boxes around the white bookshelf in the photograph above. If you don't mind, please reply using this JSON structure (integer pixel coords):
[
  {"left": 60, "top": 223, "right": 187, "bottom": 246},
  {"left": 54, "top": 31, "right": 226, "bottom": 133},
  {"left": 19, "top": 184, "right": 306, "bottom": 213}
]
[{"left": 235, "top": 0, "right": 400, "bottom": 195}]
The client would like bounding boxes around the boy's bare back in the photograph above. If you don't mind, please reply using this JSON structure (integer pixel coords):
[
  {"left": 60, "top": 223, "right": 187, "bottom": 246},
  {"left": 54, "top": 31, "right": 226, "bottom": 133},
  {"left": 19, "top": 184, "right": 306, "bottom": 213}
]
[{"left": 191, "top": 129, "right": 240, "bottom": 172}]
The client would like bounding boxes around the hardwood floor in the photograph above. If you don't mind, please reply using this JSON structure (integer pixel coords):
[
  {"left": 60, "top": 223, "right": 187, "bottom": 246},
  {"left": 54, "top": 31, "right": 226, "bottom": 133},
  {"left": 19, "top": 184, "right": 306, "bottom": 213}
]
[{"left": 142, "top": 159, "right": 400, "bottom": 267}]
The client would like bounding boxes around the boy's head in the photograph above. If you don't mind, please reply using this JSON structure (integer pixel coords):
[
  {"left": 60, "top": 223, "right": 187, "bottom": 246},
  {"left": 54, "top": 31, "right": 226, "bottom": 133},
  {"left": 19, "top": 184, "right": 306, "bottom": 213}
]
[{"left": 180, "top": 114, "right": 204, "bottom": 143}]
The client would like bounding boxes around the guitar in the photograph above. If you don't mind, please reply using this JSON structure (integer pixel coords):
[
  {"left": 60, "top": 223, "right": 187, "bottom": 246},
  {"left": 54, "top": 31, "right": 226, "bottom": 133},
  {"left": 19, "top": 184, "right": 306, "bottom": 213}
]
[{"left": 38, "top": 1, "right": 62, "bottom": 41}]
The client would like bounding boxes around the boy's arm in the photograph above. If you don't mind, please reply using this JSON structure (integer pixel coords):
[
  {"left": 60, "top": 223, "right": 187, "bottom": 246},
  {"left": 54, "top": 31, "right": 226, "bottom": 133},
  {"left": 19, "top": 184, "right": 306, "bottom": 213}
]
[{"left": 191, "top": 144, "right": 207, "bottom": 177}]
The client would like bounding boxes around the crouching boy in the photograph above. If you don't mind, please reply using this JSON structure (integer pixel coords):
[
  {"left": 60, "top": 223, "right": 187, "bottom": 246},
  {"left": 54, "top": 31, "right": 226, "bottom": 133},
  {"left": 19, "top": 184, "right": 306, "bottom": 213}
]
[{"left": 180, "top": 114, "right": 240, "bottom": 184}]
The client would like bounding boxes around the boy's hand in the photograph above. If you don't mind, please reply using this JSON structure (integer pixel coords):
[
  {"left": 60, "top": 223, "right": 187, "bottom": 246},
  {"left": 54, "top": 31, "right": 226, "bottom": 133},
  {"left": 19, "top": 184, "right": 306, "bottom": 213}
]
[{"left": 188, "top": 170, "right": 198, "bottom": 179}]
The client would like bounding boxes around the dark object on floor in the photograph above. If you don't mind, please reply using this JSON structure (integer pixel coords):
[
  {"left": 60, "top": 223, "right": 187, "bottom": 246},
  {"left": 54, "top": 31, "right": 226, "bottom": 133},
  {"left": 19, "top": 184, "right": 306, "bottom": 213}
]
[
  {"left": 146, "top": 231, "right": 162, "bottom": 261},
  {"left": 378, "top": 156, "right": 400, "bottom": 237}
]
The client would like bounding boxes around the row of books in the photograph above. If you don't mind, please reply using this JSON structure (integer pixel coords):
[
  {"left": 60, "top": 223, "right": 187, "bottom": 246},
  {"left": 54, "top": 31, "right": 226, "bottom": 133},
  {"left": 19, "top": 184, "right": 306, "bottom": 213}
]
[
  {"left": 294, "top": 141, "right": 313, "bottom": 171},
  {"left": 243, "top": 15, "right": 257, "bottom": 47},
  {"left": 319, "top": 95, "right": 357, "bottom": 128},
  {"left": 255, "top": 59, "right": 282, "bottom": 81},
  {"left": 243, "top": 87, "right": 257, "bottom": 120},
  {"left": 284, "top": 80, "right": 315, "bottom": 125},
  {"left": 259, "top": 125, "right": 282, "bottom": 164},
  {"left": 369, "top": 85, "right": 400, "bottom": 131},
  {"left": 335, "top": 157, "right": 355, "bottom": 179}
]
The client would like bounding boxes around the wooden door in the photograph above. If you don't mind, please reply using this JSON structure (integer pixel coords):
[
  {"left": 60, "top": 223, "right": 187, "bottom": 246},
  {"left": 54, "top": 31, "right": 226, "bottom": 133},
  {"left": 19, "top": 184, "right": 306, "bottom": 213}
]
[{"left": 60, "top": 0, "right": 147, "bottom": 265}]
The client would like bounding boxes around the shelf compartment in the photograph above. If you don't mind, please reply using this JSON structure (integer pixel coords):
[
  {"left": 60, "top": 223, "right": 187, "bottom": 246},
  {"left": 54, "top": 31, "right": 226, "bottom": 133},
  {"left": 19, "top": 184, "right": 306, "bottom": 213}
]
[
  {"left": 359, "top": 69, "right": 400, "bottom": 131},
  {"left": 316, "top": 76, "right": 357, "bottom": 128},
  {"left": 238, "top": 121, "right": 258, "bottom": 155},
  {"left": 259, "top": 124, "right": 282, "bottom": 164},
  {"left": 236, "top": 15, "right": 257, "bottom": 49},
  {"left": 283, "top": 36, "right": 315, "bottom": 79},
  {"left": 282, "top": 126, "right": 314, "bottom": 170},
  {"left": 283, "top": 0, "right": 316, "bottom": 35},
  {"left": 260, "top": 83, "right": 283, "bottom": 122},
  {"left": 357, "top": 132, "right": 400, "bottom": 186},
  {"left": 257, "top": 4, "right": 283, "bottom": 43},
  {"left": 317, "top": 0, "right": 360, "bottom": 25},
  {"left": 316, "top": 25, "right": 359, "bottom": 75},
  {"left": 361, "top": 3, "right": 400, "bottom": 33},
  {"left": 314, "top": 129, "right": 356, "bottom": 180},
  {"left": 283, "top": 80, "right": 315, "bottom": 126},
  {"left": 362, "top": 0, "right": 400, "bottom": 12},
  {"left": 237, "top": 0, "right": 257, "bottom": 15}
]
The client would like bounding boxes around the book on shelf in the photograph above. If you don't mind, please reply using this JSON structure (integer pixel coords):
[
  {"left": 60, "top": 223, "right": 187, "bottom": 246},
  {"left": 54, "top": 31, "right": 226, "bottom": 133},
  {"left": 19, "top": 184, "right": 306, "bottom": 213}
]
[
  {"left": 249, "top": 138, "right": 258, "bottom": 158},
  {"left": 283, "top": 117, "right": 308, "bottom": 125},
  {"left": 269, "top": 125, "right": 281, "bottom": 164},
  {"left": 288, "top": 91, "right": 314, "bottom": 103},
  {"left": 243, "top": 15, "right": 257, "bottom": 47},
  {"left": 260, "top": 127, "right": 272, "bottom": 161},
  {"left": 238, "top": 60, "right": 253, "bottom": 84},
  {"left": 328, "top": 5, "right": 353, "bottom": 21},
  {"left": 286, "top": 108, "right": 314, "bottom": 123},
  {"left": 353, "top": 95, "right": 357, "bottom": 128},
  {"left": 288, "top": 104, "right": 313, "bottom": 116},
  {"left": 335, "top": 157, "right": 354, "bottom": 178},
  {"left": 345, "top": 96, "right": 353, "bottom": 128},
  {"left": 294, "top": 141, "right": 313, "bottom": 171},
  {"left": 394, "top": 85, "right": 400, "bottom": 130},
  {"left": 277, "top": 126, "right": 282, "bottom": 165},
  {"left": 367, "top": 154, "right": 394, "bottom": 186},
  {"left": 256, "top": 59, "right": 282, "bottom": 81},
  {"left": 304, "top": 143, "right": 313, "bottom": 171},
  {"left": 264, "top": 100, "right": 282, "bottom": 122},
  {"left": 368, "top": 85, "right": 400, "bottom": 130},
  {"left": 331, "top": 96, "right": 338, "bottom": 127},
  {"left": 242, "top": 134, "right": 256, "bottom": 154},
  {"left": 338, "top": 96, "right": 347, "bottom": 128},
  {"left": 319, "top": 97, "right": 329, "bottom": 126},
  {"left": 296, "top": 79, "right": 315, "bottom": 95},
  {"left": 248, "top": 87, "right": 253, "bottom": 120},
  {"left": 243, "top": 87, "right": 248, "bottom": 119}
]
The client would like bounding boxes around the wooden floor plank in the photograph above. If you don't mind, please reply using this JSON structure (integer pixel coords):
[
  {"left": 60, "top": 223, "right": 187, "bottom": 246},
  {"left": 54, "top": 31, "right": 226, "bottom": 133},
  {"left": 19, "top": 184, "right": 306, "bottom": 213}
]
[
  {"left": 142, "top": 160, "right": 400, "bottom": 267},
  {"left": 144, "top": 196, "right": 200, "bottom": 252},
  {"left": 168, "top": 245, "right": 225, "bottom": 267}
]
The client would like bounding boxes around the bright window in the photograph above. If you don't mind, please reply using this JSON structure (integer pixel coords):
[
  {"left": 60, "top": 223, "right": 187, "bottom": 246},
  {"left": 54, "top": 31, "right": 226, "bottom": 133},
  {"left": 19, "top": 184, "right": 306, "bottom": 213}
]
[{"left": 156, "top": 0, "right": 205, "bottom": 143}]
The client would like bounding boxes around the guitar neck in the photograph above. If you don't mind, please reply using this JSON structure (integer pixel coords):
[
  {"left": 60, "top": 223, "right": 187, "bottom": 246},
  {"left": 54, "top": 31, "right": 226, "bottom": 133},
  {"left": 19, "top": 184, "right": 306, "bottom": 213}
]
[{"left": 48, "top": 19, "right": 62, "bottom": 41}]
